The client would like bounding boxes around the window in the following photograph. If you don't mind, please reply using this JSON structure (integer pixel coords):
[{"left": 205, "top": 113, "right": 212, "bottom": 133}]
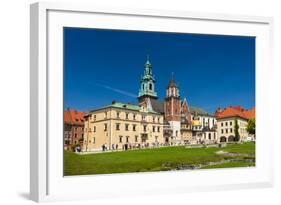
[
  {"left": 132, "top": 124, "right": 136, "bottom": 131},
  {"left": 135, "top": 135, "right": 138, "bottom": 142},
  {"left": 153, "top": 116, "right": 155, "bottom": 122},
  {"left": 126, "top": 113, "right": 129, "bottom": 119},
  {"left": 153, "top": 126, "right": 155, "bottom": 132},
  {"left": 230, "top": 121, "right": 232, "bottom": 126},
  {"left": 93, "top": 126, "right": 96, "bottom": 132},
  {"left": 116, "top": 123, "right": 120, "bottom": 130},
  {"left": 208, "top": 133, "right": 211, "bottom": 140},
  {"left": 93, "top": 137, "right": 95, "bottom": 144},
  {"left": 133, "top": 114, "right": 136, "bottom": 120},
  {"left": 225, "top": 122, "right": 228, "bottom": 126},
  {"left": 221, "top": 122, "right": 223, "bottom": 127},
  {"left": 119, "top": 136, "right": 123, "bottom": 143},
  {"left": 143, "top": 125, "right": 147, "bottom": 132},
  {"left": 158, "top": 126, "right": 160, "bottom": 132},
  {"left": 116, "top": 112, "right": 120, "bottom": 118},
  {"left": 230, "top": 128, "right": 233, "bottom": 133},
  {"left": 176, "top": 131, "right": 178, "bottom": 137},
  {"left": 226, "top": 129, "right": 228, "bottom": 133},
  {"left": 155, "top": 136, "right": 158, "bottom": 142},
  {"left": 142, "top": 115, "right": 146, "bottom": 121},
  {"left": 149, "top": 83, "right": 152, "bottom": 90},
  {"left": 125, "top": 124, "right": 129, "bottom": 131},
  {"left": 75, "top": 133, "right": 77, "bottom": 138},
  {"left": 126, "top": 136, "right": 129, "bottom": 143},
  {"left": 104, "top": 123, "right": 107, "bottom": 131},
  {"left": 221, "top": 129, "right": 224, "bottom": 134},
  {"left": 93, "top": 115, "right": 96, "bottom": 121}
]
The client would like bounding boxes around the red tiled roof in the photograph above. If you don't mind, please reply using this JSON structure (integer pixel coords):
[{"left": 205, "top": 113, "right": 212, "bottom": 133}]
[
  {"left": 216, "top": 106, "right": 255, "bottom": 120},
  {"left": 64, "top": 109, "right": 85, "bottom": 126},
  {"left": 243, "top": 107, "right": 255, "bottom": 119}
]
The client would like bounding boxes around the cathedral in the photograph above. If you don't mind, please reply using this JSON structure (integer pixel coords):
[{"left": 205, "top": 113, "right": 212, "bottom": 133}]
[{"left": 137, "top": 56, "right": 214, "bottom": 145}]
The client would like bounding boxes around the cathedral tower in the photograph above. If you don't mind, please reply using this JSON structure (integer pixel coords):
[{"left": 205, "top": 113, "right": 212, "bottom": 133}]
[
  {"left": 164, "top": 75, "right": 181, "bottom": 141},
  {"left": 138, "top": 56, "right": 158, "bottom": 110}
]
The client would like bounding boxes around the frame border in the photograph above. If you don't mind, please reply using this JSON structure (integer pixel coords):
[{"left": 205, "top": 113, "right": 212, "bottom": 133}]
[{"left": 30, "top": 2, "right": 274, "bottom": 202}]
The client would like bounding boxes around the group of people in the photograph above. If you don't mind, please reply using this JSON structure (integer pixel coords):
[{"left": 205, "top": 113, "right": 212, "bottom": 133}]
[{"left": 101, "top": 142, "right": 167, "bottom": 152}]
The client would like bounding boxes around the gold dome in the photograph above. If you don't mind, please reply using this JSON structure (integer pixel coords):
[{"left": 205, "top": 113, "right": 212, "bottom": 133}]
[{"left": 192, "top": 120, "right": 202, "bottom": 126}]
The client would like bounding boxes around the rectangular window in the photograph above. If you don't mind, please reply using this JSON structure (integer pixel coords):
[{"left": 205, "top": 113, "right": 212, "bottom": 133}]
[
  {"left": 119, "top": 136, "right": 122, "bottom": 143},
  {"left": 225, "top": 122, "right": 228, "bottom": 126},
  {"left": 133, "top": 114, "right": 136, "bottom": 120},
  {"left": 125, "top": 124, "right": 129, "bottom": 131},
  {"left": 104, "top": 123, "right": 107, "bottom": 131},
  {"left": 230, "top": 121, "right": 232, "bottom": 126},
  {"left": 94, "top": 115, "right": 96, "bottom": 121},
  {"left": 126, "top": 136, "right": 129, "bottom": 143},
  {"left": 230, "top": 128, "right": 233, "bottom": 133},
  {"left": 126, "top": 113, "right": 129, "bottom": 119},
  {"left": 143, "top": 125, "right": 147, "bottom": 132},
  {"left": 117, "top": 112, "right": 120, "bottom": 119},
  {"left": 133, "top": 124, "right": 136, "bottom": 131},
  {"left": 93, "top": 126, "right": 96, "bottom": 132},
  {"left": 221, "top": 129, "right": 224, "bottom": 134},
  {"left": 153, "top": 117, "right": 155, "bottom": 122},
  {"left": 142, "top": 115, "right": 146, "bottom": 121},
  {"left": 74, "top": 133, "right": 77, "bottom": 138},
  {"left": 221, "top": 122, "right": 223, "bottom": 127},
  {"left": 93, "top": 137, "right": 95, "bottom": 144},
  {"left": 158, "top": 126, "right": 160, "bottom": 132},
  {"left": 135, "top": 135, "right": 138, "bottom": 142},
  {"left": 116, "top": 123, "right": 120, "bottom": 130},
  {"left": 226, "top": 129, "right": 228, "bottom": 133},
  {"left": 153, "top": 126, "right": 155, "bottom": 132}
]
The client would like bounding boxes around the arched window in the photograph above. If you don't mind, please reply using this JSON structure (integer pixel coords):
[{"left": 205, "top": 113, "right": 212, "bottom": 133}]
[{"left": 149, "top": 83, "right": 152, "bottom": 90}]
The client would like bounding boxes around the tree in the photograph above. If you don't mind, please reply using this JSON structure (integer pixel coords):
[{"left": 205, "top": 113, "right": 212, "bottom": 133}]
[
  {"left": 234, "top": 119, "right": 240, "bottom": 142},
  {"left": 246, "top": 118, "right": 256, "bottom": 135}
]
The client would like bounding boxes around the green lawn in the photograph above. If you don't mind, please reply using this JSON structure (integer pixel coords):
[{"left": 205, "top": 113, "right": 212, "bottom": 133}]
[{"left": 64, "top": 142, "right": 255, "bottom": 176}]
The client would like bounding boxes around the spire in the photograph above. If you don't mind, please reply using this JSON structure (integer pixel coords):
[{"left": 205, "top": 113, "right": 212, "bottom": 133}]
[
  {"left": 138, "top": 55, "right": 157, "bottom": 99},
  {"left": 168, "top": 72, "right": 177, "bottom": 88},
  {"left": 145, "top": 54, "right": 151, "bottom": 66}
]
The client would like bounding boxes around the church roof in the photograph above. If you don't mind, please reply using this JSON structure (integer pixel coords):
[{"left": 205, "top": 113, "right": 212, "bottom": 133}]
[
  {"left": 189, "top": 106, "right": 213, "bottom": 116},
  {"left": 150, "top": 98, "right": 164, "bottom": 114}
]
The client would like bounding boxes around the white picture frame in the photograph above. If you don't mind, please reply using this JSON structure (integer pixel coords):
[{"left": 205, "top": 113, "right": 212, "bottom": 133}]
[{"left": 30, "top": 2, "right": 274, "bottom": 202}]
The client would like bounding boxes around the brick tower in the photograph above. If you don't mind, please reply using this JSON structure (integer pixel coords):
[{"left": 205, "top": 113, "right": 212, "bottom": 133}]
[{"left": 164, "top": 75, "right": 181, "bottom": 142}]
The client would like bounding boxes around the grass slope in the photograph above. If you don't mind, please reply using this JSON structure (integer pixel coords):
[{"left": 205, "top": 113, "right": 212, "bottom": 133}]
[{"left": 64, "top": 142, "right": 255, "bottom": 176}]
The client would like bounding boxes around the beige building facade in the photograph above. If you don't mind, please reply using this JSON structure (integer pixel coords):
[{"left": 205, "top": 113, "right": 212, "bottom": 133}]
[
  {"left": 217, "top": 117, "right": 248, "bottom": 142},
  {"left": 82, "top": 102, "right": 164, "bottom": 151}
]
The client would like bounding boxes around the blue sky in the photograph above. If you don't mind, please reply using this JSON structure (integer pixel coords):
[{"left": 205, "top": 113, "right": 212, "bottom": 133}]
[{"left": 64, "top": 27, "right": 255, "bottom": 114}]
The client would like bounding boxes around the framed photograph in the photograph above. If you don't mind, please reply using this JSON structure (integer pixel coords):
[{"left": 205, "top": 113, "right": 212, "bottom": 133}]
[{"left": 30, "top": 2, "right": 274, "bottom": 202}]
